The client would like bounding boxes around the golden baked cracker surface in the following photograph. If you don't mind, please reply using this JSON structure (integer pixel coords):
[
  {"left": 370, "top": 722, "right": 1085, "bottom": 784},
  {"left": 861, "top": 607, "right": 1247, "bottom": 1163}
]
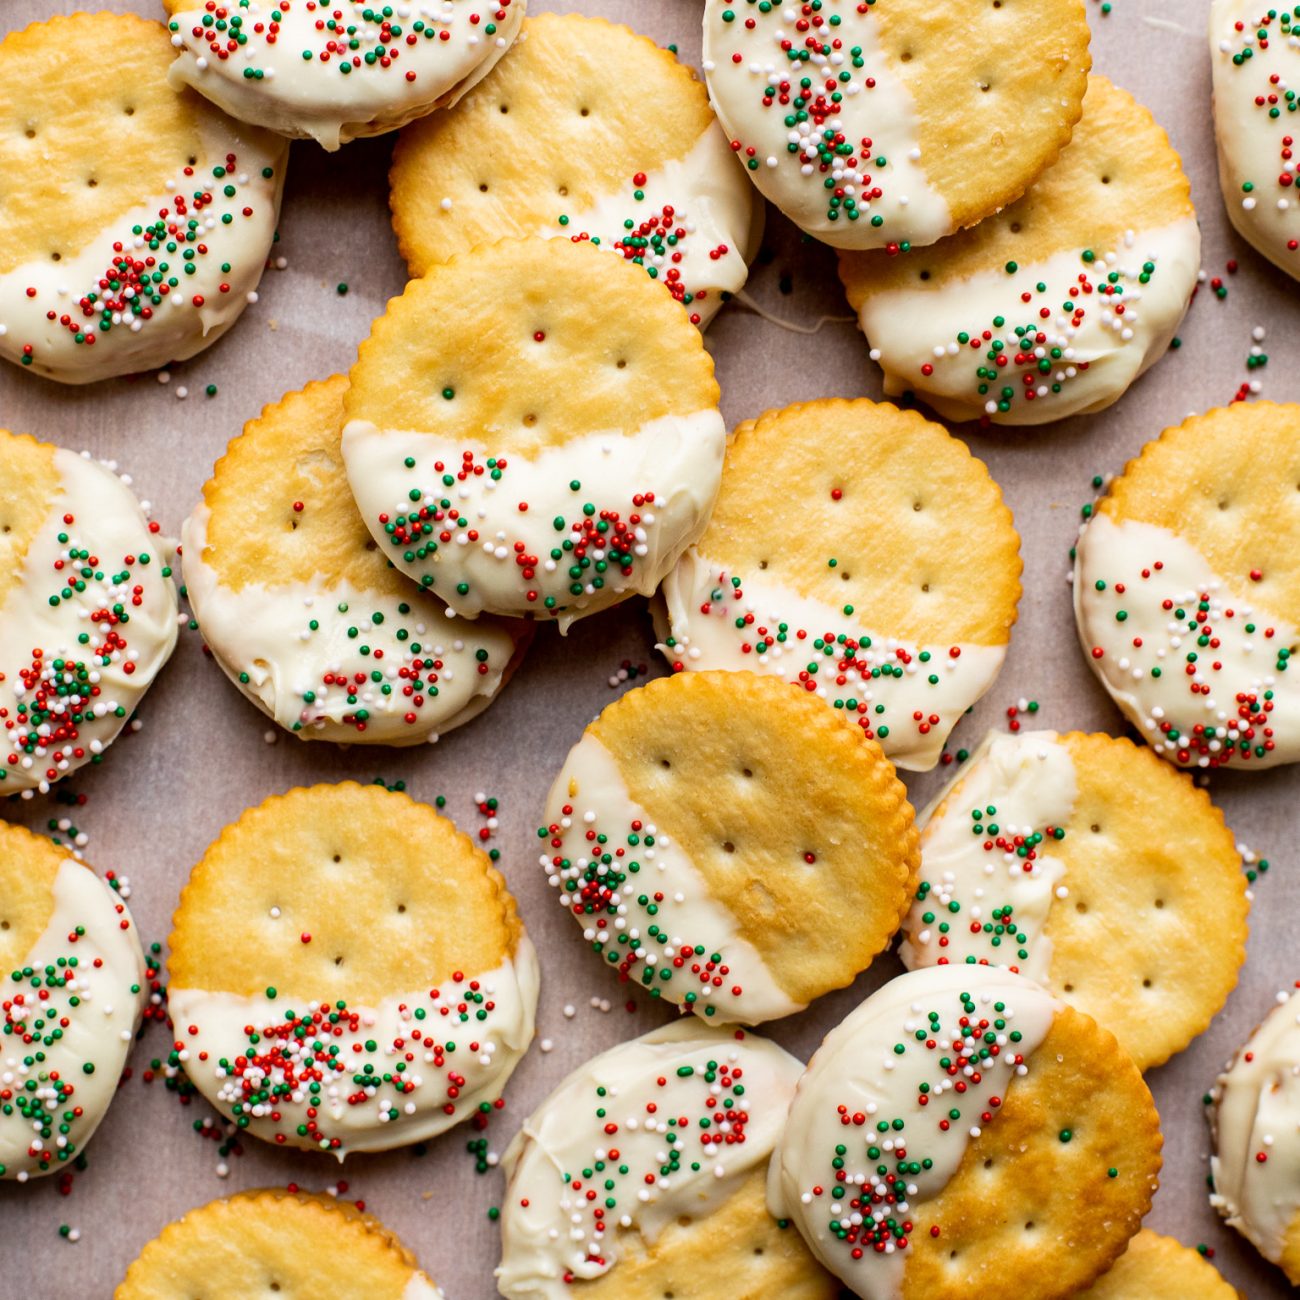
[
  {"left": 391, "top": 14, "right": 720, "bottom": 276},
  {"left": 1101, "top": 401, "right": 1300, "bottom": 628},
  {"left": 0, "top": 14, "right": 206, "bottom": 275},
  {"left": 695, "top": 399, "right": 1022, "bottom": 646},
  {"left": 1077, "top": 1228, "right": 1243, "bottom": 1298},
  {"left": 115, "top": 1188, "right": 427, "bottom": 1299},
  {"left": 876, "top": 0, "right": 1091, "bottom": 231},
  {"left": 168, "top": 782, "right": 524, "bottom": 1002},
  {"left": 903, "top": 1004, "right": 1162, "bottom": 1298},
  {"left": 1045, "top": 732, "right": 1247, "bottom": 1070},
  {"left": 345, "top": 237, "right": 720, "bottom": 458},
  {"left": 575, "top": 1168, "right": 840, "bottom": 1300}
]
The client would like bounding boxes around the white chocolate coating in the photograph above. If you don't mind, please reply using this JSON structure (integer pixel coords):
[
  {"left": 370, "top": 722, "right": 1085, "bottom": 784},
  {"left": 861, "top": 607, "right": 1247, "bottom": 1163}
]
[
  {"left": 182, "top": 504, "right": 520, "bottom": 744},
  {"left": 659, "top": 550, "right": 1007, "bottom": 772},
  {"left": 539, "top": 732, "right": 798, "bottom": 1023},
  {"left": 1075, "top": 512, "right": 1300, "bottom": 769},
  {"left": 167, "top": 935, "right": 538, "bottom": 1158},
  {"left": 0, "top": 121, "right": 285, "bottom": 384},
  {"left": 1209, "top": 986, "right": 1300, "bottom": 1269},
  {"left": 769, "top": 965, "right": 1058, "bottom": 1297},
  {"left": 1, "top": 859, "right": 147, "bottom": 1181},
  {"left": 701, "top": 0, "right": 950, "bottom": 250},
  {"left": 497, "top": 1020, "right": 803, "bottom": 1298},
  {"left": 1211, "top": 0, "right": 1300, "bottom": 280},
  {"left": 536, "top": 124, "right": 763, "bottom": 328},
  {"left": 342, "top": 410, "right": 726, "bottom": 631},
  {"left": 853, "top": 217, "right": 1201, "bottom": 426},
  {"left": 900, "top": 731, "right": 1075, "bottom": 982},
  {"left": 0, "top": 449, "right": 180, "bottom": 794},
  {"left": 168, "top": 0, "right": 526, "bottom": 151}
]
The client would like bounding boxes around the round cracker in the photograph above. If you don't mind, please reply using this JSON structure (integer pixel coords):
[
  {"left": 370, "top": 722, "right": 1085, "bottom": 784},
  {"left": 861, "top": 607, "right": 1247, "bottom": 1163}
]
[
  {"left": 116, "top": 1188, "right": 441, "bottom": 1299},
  {"left": 903, "top": 730, "right": 1249, "bottom": 1070},
  {"left": 169, "top": 781, "right": 524, "bottom": 1002},
  {"left": 540, "top": 670, "right": 919, "bottom": 1022},
  {"left": 900, "top": 1004, "right": 1161, "bottom": 1297},
  {"left": 167, "top": 783, "right": 537, "bottom": 1156},
  {"left": 184, "top": 375, "right": 529, "bottom": 744},
  {"left": 0, "top": 13, "right": 201, "bottom": 279},
  {"left": 774, "top": 968, "right": 1162, "bottom": 1298},
  {"left": 1043, "top": 733, "right": 1246, "bottom": 1068},
  {"left": 702, "top": 0, "right": 1090, "bottom": 250},
  {"left": 1077, "top": 1230, "right": 1242, "bottom": 1299},
  {"left": 498, "top": 1022, "right": 838, "bottom": 1298},
  {"left": 390, "top": 13, "right": 759, "bottom": 325},
  {"left": 201, "top": 376, "right": 400, "bottom": 596},
  {"left": 1076, "top": 402, "right": 1300, "bottom": 770},
  {"left": 394, "top": 15, "right": 713, "bottom": 272},
  {"left": 840, "top": 76, "right": 1199, "bottom": 425},
  {"left": 1100, "top": 403, "right": 1300, "bottom": 628},
  {"left": 342, "top": 236, "right": 724, "bottom": 624},
  {"left": 0, "top": 12, "right": 285, "bottom": 384},
  {"left": 659, "top": 399, "right": 1021, "bottom": 772},
  {"left": 344, "top": 235, "right": 720, "bottom": 459}
]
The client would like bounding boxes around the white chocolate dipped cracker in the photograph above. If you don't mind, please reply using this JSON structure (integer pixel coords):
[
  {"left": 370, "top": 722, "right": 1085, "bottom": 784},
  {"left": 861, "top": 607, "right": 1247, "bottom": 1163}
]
[
  {"left": 164, "top": 0, "right": 525, "bottom": 152},
  {"left": 1, "top": 824, "right": 147, "bottom": 1182},
  {"left": 391, "top": 13, "right": 762, "bottom": 328},
  {"left": 342, "top": 236, "right": 725, "bottom": 629},
  {"left": 538, "top": 671, "right": 918, "bottom": 1025},
  {"left": 771, "top": 965, "right": 1163, "bottom": 1299},
  {"left": 497, "top": 1021, "right": 837, "bottom": 1299},
  {"left": 184, "top": 376, "right": 528, "bottom": 744},
  {"left": 900, "top": 729, "right": 1247, "bottom": 1071},
  {"left": 840, "top": 76, "right": 1200, "bottom": 426},
  {"left": 167, "top": 783, "right": 538, "bottom": 1158},
  {"left": 0, "top": 431, "right": 180, "bottom": 794},
  {"left": 0, "top": 13, "right": 286, "bottom": 385},
  {"left": 1074, "top": 402, "right": 1300, "bottom": 770},
  {"left": 1211, "top": 0, "right": 1300, "bottom": 280},
  {"left": 1209, "top": 984, "right": 1300, "bottom": 1286},
  {"left": 701, "top": 0, "right": 1090, "bottom": 252},
  {"left": 659, "top": 399, "right": 1021, "bottom": 772}
]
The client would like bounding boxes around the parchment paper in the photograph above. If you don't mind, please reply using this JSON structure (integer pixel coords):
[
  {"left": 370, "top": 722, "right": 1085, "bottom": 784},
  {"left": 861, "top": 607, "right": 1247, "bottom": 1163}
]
[{"left": 1, "top": 1, "right": 1296, "bottom": 1295}]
